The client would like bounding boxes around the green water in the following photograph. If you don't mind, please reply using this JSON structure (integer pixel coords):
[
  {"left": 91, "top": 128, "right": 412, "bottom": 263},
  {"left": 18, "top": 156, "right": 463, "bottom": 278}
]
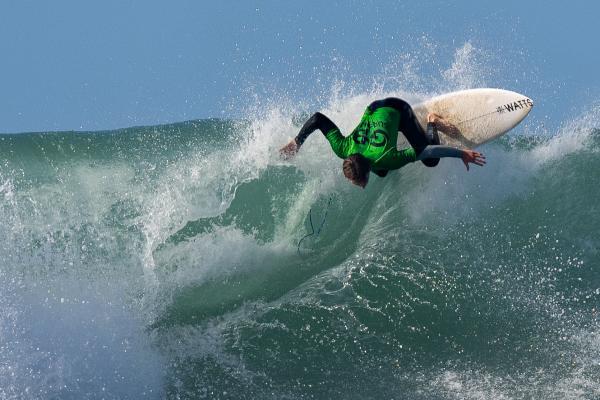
[{"left": 0, "top": 114, "right": 598, "bottom": 399}]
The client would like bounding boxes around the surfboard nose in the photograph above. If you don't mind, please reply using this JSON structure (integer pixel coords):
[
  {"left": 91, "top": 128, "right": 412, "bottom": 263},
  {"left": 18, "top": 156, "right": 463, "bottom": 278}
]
[
  {"left": 497, "top": 94, "right": 533, "bottom": 114},
  {"left": 413, "top": 88, "right": 535, "bottom": 148}
]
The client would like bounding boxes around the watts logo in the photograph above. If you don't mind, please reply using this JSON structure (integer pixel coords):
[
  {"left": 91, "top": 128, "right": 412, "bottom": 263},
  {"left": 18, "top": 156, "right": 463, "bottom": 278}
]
[{"left": 496, "top": 98, "right": 534, "bottom": 114}]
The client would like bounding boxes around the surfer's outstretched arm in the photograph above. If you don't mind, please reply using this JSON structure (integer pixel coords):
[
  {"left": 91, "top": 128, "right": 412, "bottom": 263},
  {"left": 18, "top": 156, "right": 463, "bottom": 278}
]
[
  {"left": 416, "top": 146, "right": 486, "bottom": 171},
  {"left": 280, "top": 112, "right": 341, "bottom": 159}
]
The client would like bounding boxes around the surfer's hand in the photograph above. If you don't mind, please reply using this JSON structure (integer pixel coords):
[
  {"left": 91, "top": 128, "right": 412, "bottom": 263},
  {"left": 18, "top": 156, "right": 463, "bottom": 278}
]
[
  {"left": 279, "top": 139, "right": 299, "bottom": 160},
  {"left": 461, "top": 150, "right": 486, "bottom": 171}
]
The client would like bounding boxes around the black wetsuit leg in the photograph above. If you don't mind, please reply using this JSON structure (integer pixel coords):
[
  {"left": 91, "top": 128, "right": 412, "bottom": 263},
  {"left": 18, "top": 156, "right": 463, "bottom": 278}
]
[
  {"left": 368, "top": 98, "right": 440, "bottom": 167},
  {"left": 295, "top": 112, "right": 339, "bottom": 145}
]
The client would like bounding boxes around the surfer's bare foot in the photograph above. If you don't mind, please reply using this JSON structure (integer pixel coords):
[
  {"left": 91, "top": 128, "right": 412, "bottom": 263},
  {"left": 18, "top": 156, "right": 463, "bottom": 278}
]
[
  {"left": 427, "top": 113, "right": 460, "bottom": 137},
  {"left": 427, "top": 113, "right": 441, "bottom": 124}
]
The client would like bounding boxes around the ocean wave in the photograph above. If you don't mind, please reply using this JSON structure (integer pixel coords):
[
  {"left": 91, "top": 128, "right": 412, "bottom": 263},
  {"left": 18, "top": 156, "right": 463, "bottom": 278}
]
[{"left": 0, "top": 45, "right": 598, "bottom": 399}]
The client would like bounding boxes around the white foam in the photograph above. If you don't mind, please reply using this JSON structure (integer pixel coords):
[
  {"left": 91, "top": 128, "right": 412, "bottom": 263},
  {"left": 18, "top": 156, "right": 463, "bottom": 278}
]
[
  {"left": 431, "top": 354, "right": 600, "bottom": 400},
  {"left": 442, "top": 42, "right": 489, "bottom": 91},
  {"left": 0, "top": 279, "right": 165, "bottom": 399},
  {"left": 530, "top": 104, "right": 599, "bottom": 165}
]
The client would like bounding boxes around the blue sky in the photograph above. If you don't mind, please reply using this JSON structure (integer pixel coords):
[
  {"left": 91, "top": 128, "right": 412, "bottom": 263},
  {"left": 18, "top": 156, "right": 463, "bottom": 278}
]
[{"left": 1, "top": 0, "right": 598, "bottom": 133}]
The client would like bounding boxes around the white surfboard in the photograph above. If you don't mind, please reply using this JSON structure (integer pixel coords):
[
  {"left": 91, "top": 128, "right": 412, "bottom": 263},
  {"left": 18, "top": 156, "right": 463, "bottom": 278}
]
[{"left": 408, "top": 88, "right": 533, "bottom": 149}]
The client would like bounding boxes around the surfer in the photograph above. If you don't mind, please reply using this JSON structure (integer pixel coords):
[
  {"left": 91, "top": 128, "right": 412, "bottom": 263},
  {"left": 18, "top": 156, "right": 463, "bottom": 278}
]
[{"left": 280, "top": 97, "right": 485, "bottom": 188}]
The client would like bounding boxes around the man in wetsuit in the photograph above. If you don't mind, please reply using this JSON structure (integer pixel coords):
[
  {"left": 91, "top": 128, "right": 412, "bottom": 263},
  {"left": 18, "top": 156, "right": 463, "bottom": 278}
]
[{"left": 280, "top": 97, "right": 485, "bottom": 188}]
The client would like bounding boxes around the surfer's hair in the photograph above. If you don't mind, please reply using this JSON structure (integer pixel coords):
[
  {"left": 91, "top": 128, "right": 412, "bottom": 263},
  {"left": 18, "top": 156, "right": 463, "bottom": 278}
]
[{"left": 343, "top": 154, "right": 370, "bottom": 188}]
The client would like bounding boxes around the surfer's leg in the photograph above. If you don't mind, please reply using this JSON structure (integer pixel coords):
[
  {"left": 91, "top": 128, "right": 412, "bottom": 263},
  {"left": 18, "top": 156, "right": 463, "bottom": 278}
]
[{"left": 369, "top": 98, "right": 439, "bottom": 167}]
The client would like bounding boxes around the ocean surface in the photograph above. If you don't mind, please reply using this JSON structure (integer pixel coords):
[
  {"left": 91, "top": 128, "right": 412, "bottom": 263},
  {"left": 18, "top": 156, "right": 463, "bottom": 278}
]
[{"left": 1, "top": 57, "right": 599, "bottom": 399}]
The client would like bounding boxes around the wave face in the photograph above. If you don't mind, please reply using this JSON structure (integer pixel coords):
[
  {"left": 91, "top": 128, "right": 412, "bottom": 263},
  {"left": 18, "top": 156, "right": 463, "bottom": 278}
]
[{"left": 1, "top": 48, "right": 599, "bottom": 399}]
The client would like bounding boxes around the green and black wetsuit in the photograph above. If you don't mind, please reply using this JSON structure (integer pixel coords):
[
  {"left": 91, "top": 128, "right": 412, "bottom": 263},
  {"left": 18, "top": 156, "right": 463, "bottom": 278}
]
[{"left": 295, "top": 98, "right": 441, "bottom": 177}]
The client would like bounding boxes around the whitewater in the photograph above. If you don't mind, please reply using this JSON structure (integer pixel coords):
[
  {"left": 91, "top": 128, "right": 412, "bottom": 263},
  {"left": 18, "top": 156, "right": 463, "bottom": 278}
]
[{"left": 0, "top": 45, "right": 598, "bottom": 399}]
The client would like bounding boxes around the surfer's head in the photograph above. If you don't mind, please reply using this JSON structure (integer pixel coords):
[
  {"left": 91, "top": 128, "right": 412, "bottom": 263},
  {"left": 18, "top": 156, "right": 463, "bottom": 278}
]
[{"left": 343, "top": 154, "right": 370, "bottom": 188}]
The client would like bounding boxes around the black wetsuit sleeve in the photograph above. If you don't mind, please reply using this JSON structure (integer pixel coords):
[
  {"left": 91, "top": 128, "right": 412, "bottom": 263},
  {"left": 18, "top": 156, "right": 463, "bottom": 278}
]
[
  {"left": 295, "top": 112, "right": 339, "bottom": 146},
  {"left": 416, "top": 145, "right": 464, "bottom": 160}
]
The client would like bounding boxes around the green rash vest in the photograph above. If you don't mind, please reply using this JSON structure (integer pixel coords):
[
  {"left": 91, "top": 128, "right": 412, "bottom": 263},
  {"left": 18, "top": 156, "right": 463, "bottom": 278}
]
[{"left": 324, "top": 106, "right": 417, "bottom": 171}]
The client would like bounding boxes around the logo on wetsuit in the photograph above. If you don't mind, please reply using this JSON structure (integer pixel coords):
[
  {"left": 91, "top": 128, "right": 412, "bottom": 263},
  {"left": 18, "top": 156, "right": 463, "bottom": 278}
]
[{"left": 352, "top": 125, "right": 389, "bottom": 147}]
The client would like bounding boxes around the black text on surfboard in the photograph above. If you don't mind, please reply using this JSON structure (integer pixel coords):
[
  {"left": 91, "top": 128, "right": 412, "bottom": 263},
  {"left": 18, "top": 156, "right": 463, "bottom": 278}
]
[{"left": 496, "top": 98, "right": 533, "bottom": 114}]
